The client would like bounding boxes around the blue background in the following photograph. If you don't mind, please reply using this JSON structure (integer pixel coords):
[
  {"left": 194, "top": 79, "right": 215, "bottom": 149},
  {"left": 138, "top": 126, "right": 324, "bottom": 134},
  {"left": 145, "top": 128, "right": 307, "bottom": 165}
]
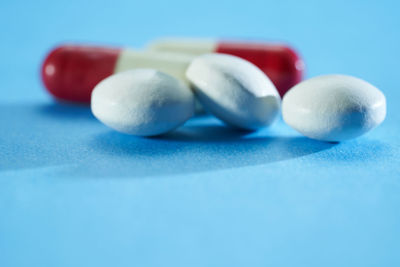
[{"left": 1, "top": 0, "right": 399, "bottom": 266}]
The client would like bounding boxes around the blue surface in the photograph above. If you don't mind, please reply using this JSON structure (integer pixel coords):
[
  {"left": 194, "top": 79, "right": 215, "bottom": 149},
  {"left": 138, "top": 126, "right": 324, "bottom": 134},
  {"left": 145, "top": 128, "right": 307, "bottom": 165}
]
[{"left": 1, "top": 0, "right": 400, "bottom": 266}]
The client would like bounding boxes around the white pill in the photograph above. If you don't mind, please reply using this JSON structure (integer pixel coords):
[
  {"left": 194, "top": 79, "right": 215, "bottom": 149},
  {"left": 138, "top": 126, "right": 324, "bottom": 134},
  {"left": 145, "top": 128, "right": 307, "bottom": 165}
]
[
  {"left": 186, "top": 53, "right": 281, "bottom": 130},
  {"left": 282, "top": 74, "right": 386, "bottom": 142},
  {"left": 91, "top": 69, "right": 195, "bottom": 136}
]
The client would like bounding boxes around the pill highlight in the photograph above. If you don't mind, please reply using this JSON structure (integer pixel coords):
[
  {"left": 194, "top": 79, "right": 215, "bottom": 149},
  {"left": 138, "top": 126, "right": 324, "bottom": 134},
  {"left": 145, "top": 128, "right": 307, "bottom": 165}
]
[{"left": 148, "top": 38, "right": 305, "bottom": 96}]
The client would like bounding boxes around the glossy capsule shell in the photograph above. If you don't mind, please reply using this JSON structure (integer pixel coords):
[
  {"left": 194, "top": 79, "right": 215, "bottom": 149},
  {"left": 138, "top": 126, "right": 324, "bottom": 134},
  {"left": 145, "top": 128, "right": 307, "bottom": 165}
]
[
  {"left": 148, "top": 38, "right": 305, "bottom": 96},
  {"left": 41, "top": 45, "right": 193, "bottom": 102}
]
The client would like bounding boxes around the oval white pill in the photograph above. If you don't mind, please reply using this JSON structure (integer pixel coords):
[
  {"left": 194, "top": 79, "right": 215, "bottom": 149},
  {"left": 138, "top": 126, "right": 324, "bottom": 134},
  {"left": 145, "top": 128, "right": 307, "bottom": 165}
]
[
  {"left": 186, "top": 53, "right": 281, "bottom": 130},
  {"left": 282, "top": 74, "right": 386, "bottom": 142},
  {"left": 91, "top": 69, "right": 195, "bottom": 136}
]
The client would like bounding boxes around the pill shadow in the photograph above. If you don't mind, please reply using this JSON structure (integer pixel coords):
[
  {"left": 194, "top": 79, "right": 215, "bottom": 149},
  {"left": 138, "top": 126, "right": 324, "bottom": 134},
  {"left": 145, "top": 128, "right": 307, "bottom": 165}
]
[
  {"left": 160, "top": 124, "right": 254, "bottom": 142},
  {"left": 83, "top": 125, "right": 337, "bottom": 177},
  {"left": 0, "top": 102, "right": 338, "bottom": 176},
  {"left": 5, "top": 102, "right": 389, "bottom": 178}
]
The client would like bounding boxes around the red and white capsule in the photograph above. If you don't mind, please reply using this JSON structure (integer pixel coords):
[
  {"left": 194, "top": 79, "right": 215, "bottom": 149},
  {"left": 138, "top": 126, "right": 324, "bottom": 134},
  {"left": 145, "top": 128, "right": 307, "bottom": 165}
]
[
  {"left": 148, "top": 38, "right": 305, "bottom": 96},
  {"left": 42, "top": 45, "right": 192, "bottom": 102},
  {"left": 42, "top": 40, "right": 304, "bottom": 103}
]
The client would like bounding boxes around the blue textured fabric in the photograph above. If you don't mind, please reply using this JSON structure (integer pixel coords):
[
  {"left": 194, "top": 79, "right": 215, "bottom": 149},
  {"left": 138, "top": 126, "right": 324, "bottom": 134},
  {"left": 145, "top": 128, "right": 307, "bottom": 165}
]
[{"left": 1, "top": 0, "right": 399, "bottom": 266}]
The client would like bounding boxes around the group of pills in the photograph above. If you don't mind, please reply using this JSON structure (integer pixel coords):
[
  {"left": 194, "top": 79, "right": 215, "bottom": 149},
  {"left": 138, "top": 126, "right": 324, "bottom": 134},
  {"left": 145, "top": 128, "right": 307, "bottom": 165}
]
[{"left": 42, "top": 38, "right": 386, "bottom": 142}]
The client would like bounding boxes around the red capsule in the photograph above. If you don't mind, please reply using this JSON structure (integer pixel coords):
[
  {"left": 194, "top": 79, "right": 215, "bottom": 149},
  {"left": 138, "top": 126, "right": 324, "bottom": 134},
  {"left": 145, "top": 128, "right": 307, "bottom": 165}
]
[
  {"left": 42, "top": 45, "right": 120, "bottom": 102},
  {"left": 42, "top": 40, "right": 305, "bottom": 103}
]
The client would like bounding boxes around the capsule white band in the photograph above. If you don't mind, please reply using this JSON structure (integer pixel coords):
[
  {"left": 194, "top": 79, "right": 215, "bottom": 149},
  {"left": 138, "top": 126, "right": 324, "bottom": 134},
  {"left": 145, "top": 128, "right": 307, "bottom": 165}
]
[
  {"left": 114, "top": 49, "right": 194, "bottom": 85},
  {"left": 147, "top": 38, "right": 217, "bottom": 55}
]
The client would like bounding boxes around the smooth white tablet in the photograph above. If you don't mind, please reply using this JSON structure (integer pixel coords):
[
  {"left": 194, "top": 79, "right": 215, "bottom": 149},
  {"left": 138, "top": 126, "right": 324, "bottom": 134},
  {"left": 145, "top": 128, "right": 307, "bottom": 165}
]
[
  {"left": 282, "top": 74, "right": 386, "bottom": 142},
  {"left": 91, "top": 69, "right": 195, "bottom": 136},
  {"left": 186, "top": 53, "right": 281, "bottom": 130}
]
